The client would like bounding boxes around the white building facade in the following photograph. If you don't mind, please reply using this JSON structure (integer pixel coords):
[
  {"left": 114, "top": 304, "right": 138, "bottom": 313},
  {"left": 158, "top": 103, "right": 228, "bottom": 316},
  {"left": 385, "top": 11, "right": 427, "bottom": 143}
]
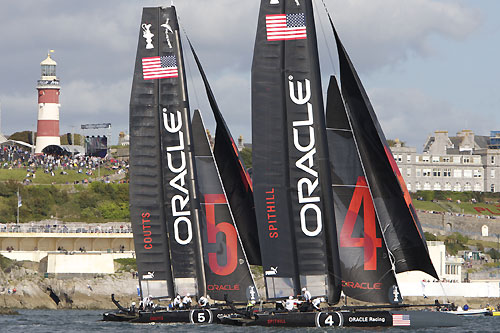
[{"left": 391, "top": 130, "right": 500, "bottom": 193}]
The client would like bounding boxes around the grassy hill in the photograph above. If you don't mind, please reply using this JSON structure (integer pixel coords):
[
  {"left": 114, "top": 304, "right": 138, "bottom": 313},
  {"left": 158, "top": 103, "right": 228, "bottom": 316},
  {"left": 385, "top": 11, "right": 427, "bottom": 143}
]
[
  {"left": 0, "top": 181, "right": 129, "bottom": 223},
  {"left": 0, "top": 168, "right": 115, "bottom": 185},
  {"left": 412, "top": 191, "right": 500, "bottom": 216}
]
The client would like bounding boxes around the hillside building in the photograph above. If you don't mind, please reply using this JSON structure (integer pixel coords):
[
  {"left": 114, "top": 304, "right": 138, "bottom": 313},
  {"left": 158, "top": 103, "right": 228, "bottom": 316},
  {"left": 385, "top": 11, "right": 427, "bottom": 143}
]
[{"left": 392, "top": 130, "right": 500, "bottom": 193}]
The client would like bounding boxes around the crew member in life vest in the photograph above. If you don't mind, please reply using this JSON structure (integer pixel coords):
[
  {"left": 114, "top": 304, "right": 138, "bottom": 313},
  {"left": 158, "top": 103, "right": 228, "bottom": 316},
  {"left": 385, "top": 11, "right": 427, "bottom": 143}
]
[
  {"left": 298, "top": 287, "right": 313, "bottom": 312},
  {"left": 312, "top": 297, "right": 324, "bottom": 311},
  {"left": 285, "top": 296, "right": 296, "bottom": 311},
  {"left": 198, "top": 296, "right": 209, "bottom": 308},
  {"left": 182, "top": 294, "right": 192, "bottom": 309},
  {"left": 301, "top": 287, "right": 312, "bottom": 302},
  {"left": 173, "top": 294, "right": 182, "bottom": 309}
]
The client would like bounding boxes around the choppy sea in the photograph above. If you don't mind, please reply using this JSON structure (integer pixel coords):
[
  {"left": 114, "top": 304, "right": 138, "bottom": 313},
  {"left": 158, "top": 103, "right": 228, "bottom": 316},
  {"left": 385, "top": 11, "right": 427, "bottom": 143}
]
[{"left": 0, "top": 309, "right": 497, "bottom": 332}]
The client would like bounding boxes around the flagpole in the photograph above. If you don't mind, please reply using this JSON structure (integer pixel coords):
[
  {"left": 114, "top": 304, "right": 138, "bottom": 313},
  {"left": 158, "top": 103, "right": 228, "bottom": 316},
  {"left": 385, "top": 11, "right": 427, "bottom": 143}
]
[{"left": 17, "top": 188, "right": 19, "bottom": 224}]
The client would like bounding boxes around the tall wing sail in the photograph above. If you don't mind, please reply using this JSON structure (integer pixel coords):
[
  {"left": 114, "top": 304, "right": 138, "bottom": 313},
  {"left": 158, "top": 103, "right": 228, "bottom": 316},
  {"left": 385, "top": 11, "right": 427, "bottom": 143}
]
[
  {"left": 187, "top": 41, "right": 262, "bottom": 266},
  {"left": 252, "top": 0, "right": 341, "bottom": 302},
  {"left": 327, "top": 76, "right": 401, "bottom": 304},
  {"left": 329, "top": 17, "right": 438, "bottom": 279},
  {"left": 130, "top": 7, "right": 175, "bottom": 299},
  {"left": 131, "top": 6, "right": 206, "bottom": 298},
  {"left": 192, "top": 110, "right": 259, "bottom": 302}
]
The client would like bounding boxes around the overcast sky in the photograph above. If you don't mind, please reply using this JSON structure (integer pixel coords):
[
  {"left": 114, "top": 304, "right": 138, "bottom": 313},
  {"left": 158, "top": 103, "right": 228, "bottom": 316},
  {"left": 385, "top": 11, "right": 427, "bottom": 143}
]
[{"left": 0, "top": 0, "right": 498, "bottom": 148}]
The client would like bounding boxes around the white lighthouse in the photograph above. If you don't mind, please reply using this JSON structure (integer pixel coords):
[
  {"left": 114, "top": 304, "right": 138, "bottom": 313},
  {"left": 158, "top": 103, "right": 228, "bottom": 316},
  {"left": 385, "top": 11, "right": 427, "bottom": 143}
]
[{"left": 35, "top": 51, "right": 61, "bottom": 154}]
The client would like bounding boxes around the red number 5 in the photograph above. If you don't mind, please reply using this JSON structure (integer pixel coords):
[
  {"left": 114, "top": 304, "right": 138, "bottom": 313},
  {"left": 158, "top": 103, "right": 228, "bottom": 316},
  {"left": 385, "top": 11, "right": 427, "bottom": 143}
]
[{"left": 204, "top": 194, "right": 238, "bottom": 276}]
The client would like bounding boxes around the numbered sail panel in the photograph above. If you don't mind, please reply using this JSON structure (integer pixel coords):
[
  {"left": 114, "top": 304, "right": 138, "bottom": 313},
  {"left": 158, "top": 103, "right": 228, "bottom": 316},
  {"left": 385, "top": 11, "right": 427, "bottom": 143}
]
[
  {"left": 129, "top": 7, "right": 174, "bottom": 299},
  {"left": 331, "top": 24, "right": 438, "bottom": 279},
  {"left": 326, "top": 76, "right": 401, "bottom": 304},
  {"left": 252, "top": 0, "right": 341, "bottom": 300},
  {"left": 191, "top": 111, "right": 259, "bottom": 302},
  {"left": 187, "top": 41, "right": 262, "bottom": 267}
]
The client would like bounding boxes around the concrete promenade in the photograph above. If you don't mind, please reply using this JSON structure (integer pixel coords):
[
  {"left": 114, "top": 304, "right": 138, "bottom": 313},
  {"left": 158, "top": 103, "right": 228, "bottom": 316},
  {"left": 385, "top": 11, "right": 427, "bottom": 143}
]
[{"left": 0, "top": 221, "right": 134, "bottom": 253}]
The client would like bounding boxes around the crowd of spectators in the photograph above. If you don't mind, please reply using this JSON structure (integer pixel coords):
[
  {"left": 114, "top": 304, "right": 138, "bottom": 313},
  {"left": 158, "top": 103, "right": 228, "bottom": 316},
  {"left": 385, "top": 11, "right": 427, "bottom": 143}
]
[{"left": 0, "top": 145, "right": 128, "bottom": 185}]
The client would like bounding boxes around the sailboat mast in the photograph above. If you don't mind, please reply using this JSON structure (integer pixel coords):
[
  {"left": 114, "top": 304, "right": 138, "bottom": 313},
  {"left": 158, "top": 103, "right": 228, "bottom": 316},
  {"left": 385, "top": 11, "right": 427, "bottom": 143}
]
[{"left": 171, "top": 25, "right": 207, "bottom": 298}]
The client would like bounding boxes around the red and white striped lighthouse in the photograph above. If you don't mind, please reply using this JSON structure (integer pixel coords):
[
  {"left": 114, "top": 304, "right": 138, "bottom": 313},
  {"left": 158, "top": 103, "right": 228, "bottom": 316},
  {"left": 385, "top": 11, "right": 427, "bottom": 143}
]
[{"left": 35, "top": 51, "right": 61, "bottom": 154}]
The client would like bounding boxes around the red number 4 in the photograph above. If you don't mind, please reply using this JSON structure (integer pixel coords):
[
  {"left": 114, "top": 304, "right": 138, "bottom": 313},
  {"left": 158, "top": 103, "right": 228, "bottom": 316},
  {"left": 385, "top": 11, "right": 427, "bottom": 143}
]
[{"left": 340, "top": 177, "right": 382, "bottom": 271}]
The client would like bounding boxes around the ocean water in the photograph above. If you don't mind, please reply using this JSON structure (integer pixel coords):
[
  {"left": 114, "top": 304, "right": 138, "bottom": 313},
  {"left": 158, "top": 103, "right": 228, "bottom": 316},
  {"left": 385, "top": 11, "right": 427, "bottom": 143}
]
[{"left": 0, "top": 309, "right": 497, "bottom": 332}]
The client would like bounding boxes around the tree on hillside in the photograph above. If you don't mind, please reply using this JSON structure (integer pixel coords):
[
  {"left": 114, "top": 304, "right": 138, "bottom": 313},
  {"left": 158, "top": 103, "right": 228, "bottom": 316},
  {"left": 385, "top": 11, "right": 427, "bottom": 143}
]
[
  {"left": 60, "top": 133, "right": 84, "bottom": 145},
  {"left": 387, "top": 139, "right": 405, "bottom": 147},
  {"left": 240, "top": 147, "right": 252, "bottom": 168},
  {"left": 8, "top": 131, "right": 35, "bottom": 144}
]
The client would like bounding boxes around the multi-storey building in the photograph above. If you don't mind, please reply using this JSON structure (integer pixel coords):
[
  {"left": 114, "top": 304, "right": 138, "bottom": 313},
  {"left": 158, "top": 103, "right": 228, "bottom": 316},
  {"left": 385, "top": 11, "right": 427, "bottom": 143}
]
[{"left": 392, "top": 130, "right": 500, "bottom": 192}]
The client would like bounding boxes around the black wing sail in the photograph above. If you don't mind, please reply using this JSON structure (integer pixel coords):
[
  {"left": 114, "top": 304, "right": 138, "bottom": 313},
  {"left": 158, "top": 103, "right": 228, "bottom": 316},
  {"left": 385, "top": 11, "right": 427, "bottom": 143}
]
[
  {"left": 156, "top": 6, "right": 206, "bottom": 297},
  {"left": 326, "top": 76, "right": 401, "bottom": 304},
  {"left": 129, "top": 7, "right": 174, "bottom": 299},
  {"left": 192, "top": 110, "right": 259, "bottom": 302},
  {"left": 252, "top": 0, "right": 341, "bottom": 302},
  {"left": 188, "top": 41, "right": 262, "bottom": 266},
  {"left": 328, "top": 17, "right": 438, "bottom": 279}
]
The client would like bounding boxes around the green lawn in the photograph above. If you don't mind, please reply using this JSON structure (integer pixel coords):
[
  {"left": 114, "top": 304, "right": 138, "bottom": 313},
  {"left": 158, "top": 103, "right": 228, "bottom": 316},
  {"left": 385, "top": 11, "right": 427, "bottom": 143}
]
[
  {"left": 0, "top": 168, "right": 115, "bottom": 185},
  {"left": 414, "top": 199, "right": 500, "bottom": 216}
]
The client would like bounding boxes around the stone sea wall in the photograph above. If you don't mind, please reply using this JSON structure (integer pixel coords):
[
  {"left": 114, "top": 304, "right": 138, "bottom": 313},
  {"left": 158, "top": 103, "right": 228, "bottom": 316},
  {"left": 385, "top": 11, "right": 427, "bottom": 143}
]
[
  {"left": 418, "top": 211, "right": 500, "bottom": 241},
  {"left": 0, "top": 267, "right": 137, "bottom": 310}
]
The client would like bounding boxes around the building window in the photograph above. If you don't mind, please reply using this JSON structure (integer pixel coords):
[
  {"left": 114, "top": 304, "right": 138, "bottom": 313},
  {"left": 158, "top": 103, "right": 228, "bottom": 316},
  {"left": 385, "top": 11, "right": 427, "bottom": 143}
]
[
  {"left": 464, "top": 182, "right": 472, "bottom": 191},
  {"left": 473, "top": 170, "right": 482, "bottom": 178},
  {"left": 491, "top": 156, "right": 495, "bottom": 164},
  {"left": 407, "top": 155, "right": 412, "bottom": 163},
  {"left": 473, "top": 157, "right": 481, "bottom": 164},
  {"left": 422, "top": 156, "right": 430, "bottom": 163},
  {"left": 416, "top": 182, "right": 422, "bottom": 191},
  {"left": 423, "top": 169, "right": 432, "bottom": 177},
  {"left": 444, "top": 182, "right": 452, "bottom": 191},
  {"left": 463, "top": 157, "right": 470, "bottom": 164},
  {"left": 416, "top": 169, "right": 421, "bottom": 177},
  {"left": 492, "top": 184, "right": 496, "bottom": 193},
  {"left": 491, "top": 170, "right": 495, "bottom": 179},
  {"left": 407, "top": 183, "right": 412, "bottom": 191},
  {"left": 464, "top": 170, "right": 473, "bottom": 178},
  {"left": 443, "top": 168, "right": 451, "bottom": 177},
  {"left": 406, "top": 168, "right": 411, "bottom": 177},
  {"left": 453, "top": 170, "right": 462, "bottom": 178},
  {"left": 434, "top": 183, "right": 442, "bottom": 191},
  {"left": 474, "top": 183, "right": 482, "bottom": 191},
  {"left": 433, "top": 168, "right": 441, "bottom": 177},
  {"left": 454, "top": 182, "right": 462, "bottom": 191},
  {"left": 424, "top": 182, "right": 431, "bottom": 190},
  {"left": 432, "top": 156, "right": 440, "bottom": 163},
  {"left": 443, "top": 157, "right": 451, "bottom": 163}
]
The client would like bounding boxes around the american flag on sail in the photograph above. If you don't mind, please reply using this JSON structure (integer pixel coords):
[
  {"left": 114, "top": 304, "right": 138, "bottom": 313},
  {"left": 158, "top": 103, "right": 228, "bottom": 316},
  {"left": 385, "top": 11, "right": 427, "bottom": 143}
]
[
  {"left": 142, "top": 55, "right": 178, "bottom": 80},
  {"left": 392, "top": 314, "right": 411, "bottom": 326},
  {"left": 266, "top": 13, "right": 307, "bottom": 41}
]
